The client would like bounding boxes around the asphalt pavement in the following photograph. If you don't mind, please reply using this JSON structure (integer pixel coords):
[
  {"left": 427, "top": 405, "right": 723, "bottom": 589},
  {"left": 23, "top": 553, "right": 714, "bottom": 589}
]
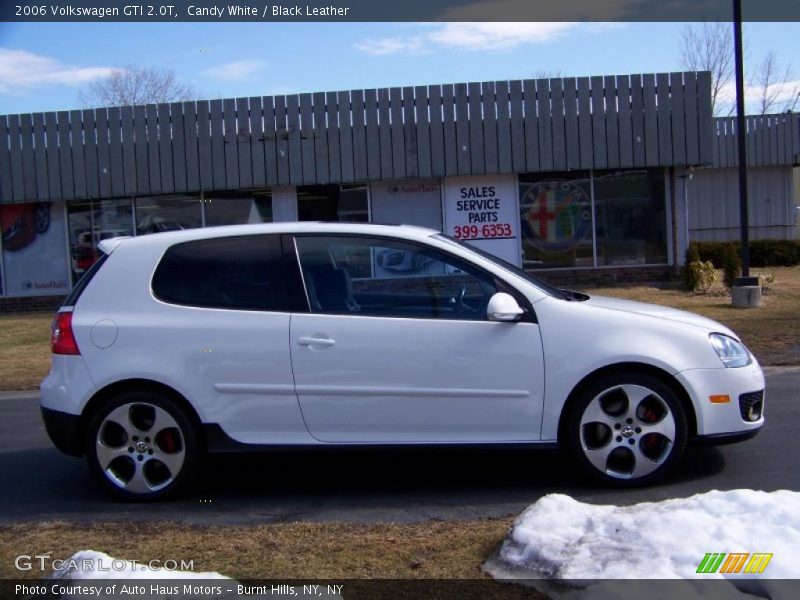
[{"left": 1, "top": 367, "right": 797, "bottom": 525}]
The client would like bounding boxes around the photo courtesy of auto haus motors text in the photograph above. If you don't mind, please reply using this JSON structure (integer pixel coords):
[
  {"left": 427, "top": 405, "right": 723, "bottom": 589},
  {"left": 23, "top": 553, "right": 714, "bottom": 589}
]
[
  {"left": 443, "top": 174, "right": 519, "bottom": 266},
  {"left": 15, "top": 582, "right": 344, "bottom": 598}
]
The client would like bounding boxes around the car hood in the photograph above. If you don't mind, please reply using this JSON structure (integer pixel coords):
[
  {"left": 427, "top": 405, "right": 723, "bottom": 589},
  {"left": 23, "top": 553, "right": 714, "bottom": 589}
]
[{"left": 583, "top": 295, "right": 737, "bottom": 337}]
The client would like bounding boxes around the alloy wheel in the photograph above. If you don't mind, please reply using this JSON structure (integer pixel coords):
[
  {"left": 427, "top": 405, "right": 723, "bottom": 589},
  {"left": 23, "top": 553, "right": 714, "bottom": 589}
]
[
  {"left": 95, "top": 402, "right": 186, "bottom": 494},
  {"left": 578, "top": 384, "right": 676, "bottom": 480}
]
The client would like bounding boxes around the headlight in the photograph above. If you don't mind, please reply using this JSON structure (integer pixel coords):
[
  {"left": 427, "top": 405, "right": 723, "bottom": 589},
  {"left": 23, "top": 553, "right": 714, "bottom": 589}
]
[{"left": 710, "top": 333, "right": 752, "bottom": 368}]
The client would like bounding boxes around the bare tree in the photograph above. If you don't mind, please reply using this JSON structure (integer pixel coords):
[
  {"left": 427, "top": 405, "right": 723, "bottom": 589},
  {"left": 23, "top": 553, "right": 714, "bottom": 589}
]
[
  {"left": 532, "top": 69, "right": 563, "bottom": 79},
  {"left": 753, "top": 51, "right": 800, "bottom": 114},
  {"left": 79, "top": 65, "right": 196, "bottom": 107},
  {"left": 679, "top": 23, "right": 735, "bottom": 116}
]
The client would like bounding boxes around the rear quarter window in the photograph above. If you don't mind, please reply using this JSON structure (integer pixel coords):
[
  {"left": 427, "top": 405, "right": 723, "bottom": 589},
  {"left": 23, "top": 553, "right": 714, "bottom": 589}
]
[{"left": 152, "top": 235, "right": 289, "bottom": 311}]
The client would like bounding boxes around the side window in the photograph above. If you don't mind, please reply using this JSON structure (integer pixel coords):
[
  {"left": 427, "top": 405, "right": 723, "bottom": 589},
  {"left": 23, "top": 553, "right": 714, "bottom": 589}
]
[
  {"left": 294, "top": 235, "right": 500, "bottom": 320},
  {"left": 152, "top": 235, "right": 288, "bottom": 311}
]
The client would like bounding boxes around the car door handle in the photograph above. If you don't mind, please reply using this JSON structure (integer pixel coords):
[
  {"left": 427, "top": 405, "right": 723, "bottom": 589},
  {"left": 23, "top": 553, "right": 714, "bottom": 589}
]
[{"left": 297, "top": 336, "right": 336, "bottom": 348}]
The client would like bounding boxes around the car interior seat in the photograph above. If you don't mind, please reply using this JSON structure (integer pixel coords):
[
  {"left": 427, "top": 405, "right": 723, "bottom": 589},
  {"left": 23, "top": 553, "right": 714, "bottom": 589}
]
[{"left": 304, "top": 264, "right": 360, "bottom": 312}]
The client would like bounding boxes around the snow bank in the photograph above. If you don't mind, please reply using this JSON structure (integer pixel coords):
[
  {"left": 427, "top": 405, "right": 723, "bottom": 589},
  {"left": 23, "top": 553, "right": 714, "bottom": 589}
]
[{"left": 485, "top": 490, "right": 800, "bottom": 599}]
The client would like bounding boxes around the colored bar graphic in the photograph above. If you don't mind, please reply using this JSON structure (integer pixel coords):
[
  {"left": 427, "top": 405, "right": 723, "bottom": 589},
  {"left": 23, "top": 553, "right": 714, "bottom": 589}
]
[
  {"left": 744, "top": 553, "right": 773, "bottom": 574},
  {"left": 720, "top": 553, "right": 749, "bottom": 574},
  {"left": 697, "top": 552, "right": 773, "bottom": 574},
  {"left": 697, "top": 553, "right": 725, "bottom": 573}
]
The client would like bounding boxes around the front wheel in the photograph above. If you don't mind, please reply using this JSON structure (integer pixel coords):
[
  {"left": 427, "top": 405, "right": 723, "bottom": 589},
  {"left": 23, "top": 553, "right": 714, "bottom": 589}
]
[
  {"left": 86, "top": 390, "right": 199, "bottom": 500},
  {"left": 565, "top": 373, "right": 688, "bottom": 486}
]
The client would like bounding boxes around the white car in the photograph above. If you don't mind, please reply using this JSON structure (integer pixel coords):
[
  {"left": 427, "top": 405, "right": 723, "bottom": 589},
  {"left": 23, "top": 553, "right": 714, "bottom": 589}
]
[{"left": 41, "top": 223, "right": 765, "bottom": 500}]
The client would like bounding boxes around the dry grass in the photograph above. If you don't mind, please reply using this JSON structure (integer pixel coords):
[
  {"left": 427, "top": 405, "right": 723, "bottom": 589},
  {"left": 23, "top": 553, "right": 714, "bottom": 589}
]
[
  {"left": 0, "top": 520, "right": 513, "bottom": 580},
  {"left": 0, "top": 267, "right": 797, "bottom": 390},
  {"left": 0, "top": 313, "right": 51, "bottom": 391}
]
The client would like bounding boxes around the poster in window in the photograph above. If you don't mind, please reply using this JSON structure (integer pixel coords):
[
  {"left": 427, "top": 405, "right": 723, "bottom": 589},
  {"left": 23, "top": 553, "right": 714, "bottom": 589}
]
[
  {"left": 0, "top": 202, "right": 70, "bottom": 296},
  {"left": 443, "top": 175, "right": 520, "bottom": 266}
]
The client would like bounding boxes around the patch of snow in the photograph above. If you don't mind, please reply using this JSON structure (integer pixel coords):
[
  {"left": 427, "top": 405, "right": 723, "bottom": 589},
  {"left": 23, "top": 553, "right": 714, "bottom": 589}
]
[{"left": 485, "top": 490, "right": 800, "bottom": 599}]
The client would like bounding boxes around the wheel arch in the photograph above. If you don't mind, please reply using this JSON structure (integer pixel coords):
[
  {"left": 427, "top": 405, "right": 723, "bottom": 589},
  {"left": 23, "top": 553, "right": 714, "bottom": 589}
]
[
  {"left": 557, "top": 362, "right": 697, "bottom": 443},
  {"left": 79, "top": 378, "right": 206, "bottom": 451}
]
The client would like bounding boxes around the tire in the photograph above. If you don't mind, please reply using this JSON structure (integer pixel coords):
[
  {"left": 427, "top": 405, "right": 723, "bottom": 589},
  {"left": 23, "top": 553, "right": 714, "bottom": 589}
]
[
  {"left": 86, "top": 389, "right": 200, "bottom": 501},
  {"left": 564, "top": 373, "right": 688, "bottom": 487}
]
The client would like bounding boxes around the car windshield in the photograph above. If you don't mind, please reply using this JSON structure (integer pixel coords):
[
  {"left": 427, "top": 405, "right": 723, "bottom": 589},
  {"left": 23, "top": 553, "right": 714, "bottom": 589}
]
[{"left": 432, "top": 234, "right": 579, "bottom": 300}]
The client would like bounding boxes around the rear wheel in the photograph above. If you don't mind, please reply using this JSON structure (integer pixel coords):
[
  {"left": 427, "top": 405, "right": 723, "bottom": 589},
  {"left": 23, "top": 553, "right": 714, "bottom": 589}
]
[
  {"left": 86, "top": 390, "right": 199, "bottom": 500},
  {"left": 565, "top": 373, "right": 688, "bottom": 486}
]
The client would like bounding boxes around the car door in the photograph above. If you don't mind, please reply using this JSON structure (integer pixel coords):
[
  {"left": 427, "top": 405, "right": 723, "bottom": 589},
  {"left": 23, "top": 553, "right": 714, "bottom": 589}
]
[
  {"left": 146, "top": 233, "right": 309, "bottom": 444},
  {"left": 289, "top": 234, "right": 545, "bottom": 443}
]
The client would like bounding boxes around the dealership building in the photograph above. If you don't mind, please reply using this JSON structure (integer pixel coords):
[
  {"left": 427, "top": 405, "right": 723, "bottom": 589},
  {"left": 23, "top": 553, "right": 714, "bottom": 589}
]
[{"left": 0, "top": 70, "right": 798, "bottom": 308}]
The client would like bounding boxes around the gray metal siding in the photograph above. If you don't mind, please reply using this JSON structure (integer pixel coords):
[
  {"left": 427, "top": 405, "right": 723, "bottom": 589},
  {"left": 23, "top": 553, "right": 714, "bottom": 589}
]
[
  {"left": 1, "top": 71, "right": 717, "bottom": 204},
  {"left": 688, "top": 166, "right": 797, "bottom": 242}
]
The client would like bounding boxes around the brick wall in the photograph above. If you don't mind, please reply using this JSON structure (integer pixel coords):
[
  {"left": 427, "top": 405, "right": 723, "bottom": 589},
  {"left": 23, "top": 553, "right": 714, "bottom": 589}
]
[
  {"left": 0, "top": 295, "right": 64, "bottom": 314},
  {"left": 532, "top": 265, "right": 675, "bottom": 288}
]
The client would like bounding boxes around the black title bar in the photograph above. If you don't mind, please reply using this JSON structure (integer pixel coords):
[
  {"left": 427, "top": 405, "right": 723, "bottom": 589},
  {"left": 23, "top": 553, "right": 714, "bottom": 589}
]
[{"left": 3, "top": 0, "right": 800, "bottom": 22}]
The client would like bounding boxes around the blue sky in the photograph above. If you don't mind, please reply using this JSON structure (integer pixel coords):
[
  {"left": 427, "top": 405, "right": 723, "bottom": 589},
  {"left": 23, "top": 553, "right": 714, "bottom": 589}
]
[{"left": 0, "top": 22, "right": 798, "bottom": 115}]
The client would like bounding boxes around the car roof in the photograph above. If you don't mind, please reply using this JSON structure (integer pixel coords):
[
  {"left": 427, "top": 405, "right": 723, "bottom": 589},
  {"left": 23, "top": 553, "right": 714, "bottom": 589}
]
[{"left": 100, "top": 222, "right": 440, "bottom": 254}]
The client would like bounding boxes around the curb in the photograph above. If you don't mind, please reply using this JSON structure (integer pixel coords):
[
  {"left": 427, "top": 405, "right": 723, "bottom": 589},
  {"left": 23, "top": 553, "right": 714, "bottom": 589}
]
[{"left": 0, "top": 390, "right": 39, "bottom": 401}]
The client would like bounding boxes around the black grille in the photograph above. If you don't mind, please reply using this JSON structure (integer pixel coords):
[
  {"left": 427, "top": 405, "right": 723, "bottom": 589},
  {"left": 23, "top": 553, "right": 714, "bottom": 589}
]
[{"left": 739, "top": 390, "right": 764, "bottom": 421}]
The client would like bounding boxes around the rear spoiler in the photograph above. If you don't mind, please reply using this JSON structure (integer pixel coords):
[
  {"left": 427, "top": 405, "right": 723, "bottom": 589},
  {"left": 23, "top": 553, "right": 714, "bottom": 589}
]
[{"left": 97, "top": 236, "right": 130, "bottom": 255}]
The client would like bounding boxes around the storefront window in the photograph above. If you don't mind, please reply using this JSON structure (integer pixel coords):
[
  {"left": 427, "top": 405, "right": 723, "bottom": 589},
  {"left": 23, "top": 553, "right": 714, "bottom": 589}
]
[
  {"left": 0, "top": 202, "right": 70, "bottom": 296},
  {"left": 519, "top": 172, "right": 594, "bottom": 269},
  {"left": 297, "top": 184, "right": 368, "bottom": 222},
  {"left": 370, "top": 179, "right": 442, "bottom": 230},
  {"left": 135, "top": 194, "right": 202, "bottom": 235},
  {"left": 203, "top": 189, "right": 273, "bottom": 227},
  {"left": 67, "top": 199, "right": 133, "bottom": 282},
  {"left": 594, "top": 170, "right": 667, "bottom": 266}
]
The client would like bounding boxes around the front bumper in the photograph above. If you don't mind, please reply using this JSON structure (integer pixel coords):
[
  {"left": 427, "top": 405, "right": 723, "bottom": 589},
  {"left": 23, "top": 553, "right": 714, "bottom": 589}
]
[
  {"left": 41, "top": 407, "right": 83, "bottom": 457},
  {"left": 692, "top": 428, "right": 761, "bottom": 446},
  {"left": 676, "top": 361, "right": 765, "bottom": 437}
]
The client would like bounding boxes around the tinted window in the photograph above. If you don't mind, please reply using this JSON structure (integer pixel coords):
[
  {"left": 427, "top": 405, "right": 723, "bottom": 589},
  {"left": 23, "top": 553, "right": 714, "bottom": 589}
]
[
  {"left": 294, "top": 235, "right": 500, "bottom": 321},
  {"left": 152, "top": 235, "right": 288, "bottom": 311}
]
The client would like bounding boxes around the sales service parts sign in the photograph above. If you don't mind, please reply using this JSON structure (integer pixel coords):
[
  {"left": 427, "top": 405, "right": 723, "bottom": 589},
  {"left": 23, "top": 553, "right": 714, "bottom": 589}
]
[{"left": 443, "top": 175, "right": 521, "bottom": 267}]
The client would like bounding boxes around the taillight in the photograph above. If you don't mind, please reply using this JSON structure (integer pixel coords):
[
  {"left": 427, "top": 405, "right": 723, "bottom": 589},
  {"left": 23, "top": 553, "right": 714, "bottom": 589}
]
[{"left": 51, "top": 312, "right": 80, "bottom": 355}]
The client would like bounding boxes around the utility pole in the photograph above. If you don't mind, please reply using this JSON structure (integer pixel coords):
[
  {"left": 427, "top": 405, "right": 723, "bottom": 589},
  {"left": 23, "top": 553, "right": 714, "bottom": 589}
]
[{"left": 731, "top": 0, "right": 762, "bottom": 307}]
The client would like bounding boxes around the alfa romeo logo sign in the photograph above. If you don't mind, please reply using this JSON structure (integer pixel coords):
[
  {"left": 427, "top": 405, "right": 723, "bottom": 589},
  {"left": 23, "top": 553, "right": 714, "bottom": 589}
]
[{"left": 520, "top": 180, "right": 592, "bottom": 252}]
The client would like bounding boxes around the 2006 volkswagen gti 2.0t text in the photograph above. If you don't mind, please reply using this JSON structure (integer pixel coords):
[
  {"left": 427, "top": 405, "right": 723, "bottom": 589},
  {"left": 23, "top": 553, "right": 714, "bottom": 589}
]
[{"left": 40, "top": 223, "right": 765, "bottom": 500}]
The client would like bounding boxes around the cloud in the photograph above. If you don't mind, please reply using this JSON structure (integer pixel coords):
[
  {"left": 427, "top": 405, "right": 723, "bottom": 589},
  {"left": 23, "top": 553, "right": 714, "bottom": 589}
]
[
  {"left": 0, "top": 48, "right": 114, "bottom": 93},
  {"left": 355, "top": 36, "right": 427, "bottom": 56},
  {"left": 428, "top": 22, "right": 576, "bottom": 50},
  {"left": 718, "top": 79, "right": 800, "bottom": 111},
  {"left": 202, "top": 60, "right": 267, "bottom": 82},
  {"left": 355, "top": 22, "right": 580, "bottom": 56}
]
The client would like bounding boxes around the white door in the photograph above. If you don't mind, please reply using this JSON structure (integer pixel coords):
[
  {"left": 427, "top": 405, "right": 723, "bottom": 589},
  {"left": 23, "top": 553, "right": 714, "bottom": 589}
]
[
  {"left": 290, "top": 234, "right": 545, "bottom": 443},
  {"left": 143, "top": 234, "right": 307, "bottom": 444}
]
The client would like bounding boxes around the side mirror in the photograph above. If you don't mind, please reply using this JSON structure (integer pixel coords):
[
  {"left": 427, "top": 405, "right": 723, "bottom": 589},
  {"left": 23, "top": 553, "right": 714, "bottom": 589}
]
[{"left": 487, "top": 292, "right": 524, "bottom": 322}]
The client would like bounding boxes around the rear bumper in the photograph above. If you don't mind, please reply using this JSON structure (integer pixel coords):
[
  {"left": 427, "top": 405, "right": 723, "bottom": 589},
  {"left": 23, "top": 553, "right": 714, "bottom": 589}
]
[{"left": 41, "top": 407, "right": 83, "bottom": 457}]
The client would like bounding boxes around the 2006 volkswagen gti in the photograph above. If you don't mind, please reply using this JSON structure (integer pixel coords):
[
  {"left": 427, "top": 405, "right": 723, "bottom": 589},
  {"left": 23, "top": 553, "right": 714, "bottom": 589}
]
[{"left": 41, "top": 223, "right": 765, "bottom": 500}]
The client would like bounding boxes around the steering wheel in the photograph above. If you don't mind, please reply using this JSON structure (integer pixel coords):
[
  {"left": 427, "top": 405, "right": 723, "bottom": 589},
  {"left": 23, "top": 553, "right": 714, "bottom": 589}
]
[{"left": 454, "top": 285, "right": 477, "bottom": 314}]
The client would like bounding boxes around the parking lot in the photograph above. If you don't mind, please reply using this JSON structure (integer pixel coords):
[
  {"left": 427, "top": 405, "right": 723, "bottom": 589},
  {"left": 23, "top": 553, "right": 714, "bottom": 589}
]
[{"left": 1, "top": 367, "right": 797, "bottom": 526}]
